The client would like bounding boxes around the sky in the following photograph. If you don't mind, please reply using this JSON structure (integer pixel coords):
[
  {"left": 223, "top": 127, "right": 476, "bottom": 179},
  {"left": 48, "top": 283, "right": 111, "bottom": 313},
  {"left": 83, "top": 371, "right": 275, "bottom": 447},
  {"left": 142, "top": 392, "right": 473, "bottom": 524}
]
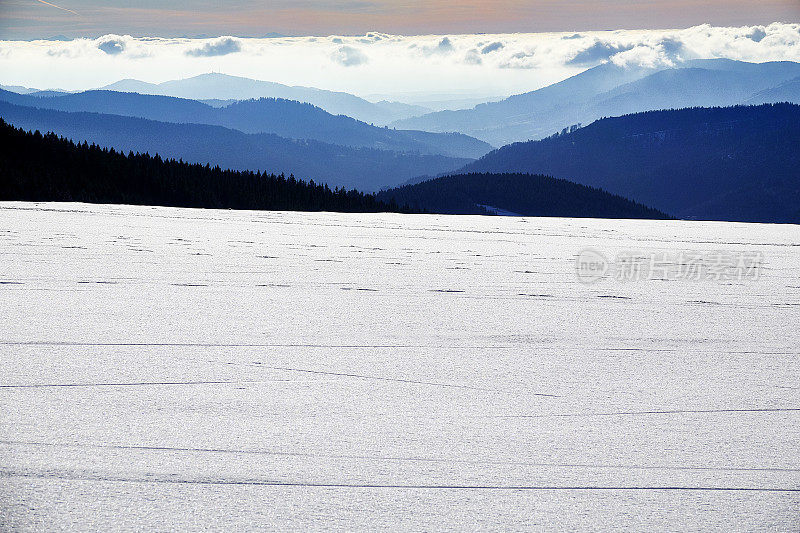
[
  {"left": 0, "top": 1, "right": 798, "bottom": 100},
  {"left": 1, "top": 23, "right": 799, "bottom": 100},
  {"left": 1, "top": 0, "right": 798, "bottom": 39}
]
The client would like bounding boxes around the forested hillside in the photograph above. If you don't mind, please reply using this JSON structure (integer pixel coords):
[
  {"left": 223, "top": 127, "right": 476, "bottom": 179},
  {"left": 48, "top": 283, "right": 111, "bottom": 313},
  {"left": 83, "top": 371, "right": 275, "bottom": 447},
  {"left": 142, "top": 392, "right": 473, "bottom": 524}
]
[
  {"left": 0, "top": 119, "right": 402, "bottom": 213},
  {"left": 378, "top": 173, "right": 668, "bottom": 219},
  {"left": 462, "top": 104, "right": 800, "bottom": 223},
  {"left": 0, "top": 100, "right": 469, "bottom": 191},
  {"left": 0, "top": 89, "right": 490, "bottom": 158}
]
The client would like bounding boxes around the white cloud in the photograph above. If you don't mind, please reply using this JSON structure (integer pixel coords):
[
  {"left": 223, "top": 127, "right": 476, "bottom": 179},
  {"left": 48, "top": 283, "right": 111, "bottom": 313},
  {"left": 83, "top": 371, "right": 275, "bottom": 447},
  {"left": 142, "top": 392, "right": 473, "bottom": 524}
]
[
  {"left": 418, "top": 37, "right": 456, "bottom": 57},
  {"left": 331, "top": 45, "right": 368, "bottom": 66},
  {"left": 567, "top": 41, "right": 634, "bottom": 65},
  {"left": 611, "top": 45, "right": 674, "bottom": 69},
  {"left": 97, "top": 37, "right": 126, "bottom": 55},
  {"left": 0, "top": 23, "right": 798, "bottom": 100},
  {"left": 185, "top": 37, "right": 242, "bottom": 57},
  {"left": 464, "top": 49, "right": 482, "bottom": 65},
  {"left": 481, "top": 42, "right": 504, "bottom": 54}
]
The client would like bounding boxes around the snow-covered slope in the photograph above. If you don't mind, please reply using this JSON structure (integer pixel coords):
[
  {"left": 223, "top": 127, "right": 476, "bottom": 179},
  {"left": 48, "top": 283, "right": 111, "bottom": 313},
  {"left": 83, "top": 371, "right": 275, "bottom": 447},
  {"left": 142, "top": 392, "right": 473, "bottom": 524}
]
[{"left": 1, "top": 202, "right": 798, "bottom": 530}]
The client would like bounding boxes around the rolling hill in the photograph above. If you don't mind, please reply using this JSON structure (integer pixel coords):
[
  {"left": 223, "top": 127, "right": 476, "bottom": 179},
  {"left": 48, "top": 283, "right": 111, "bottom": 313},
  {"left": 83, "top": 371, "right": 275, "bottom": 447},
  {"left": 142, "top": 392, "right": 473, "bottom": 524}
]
[
  {"left": 0, "top": 89, "right": 490, "bottom": 159},
  {"left": 0, "top": 118, "right": 400, "bottom": 212},
  {"left": 0, "top": 100, "right": 469, "bottom": 192},
  {"left": 391, "top": 59, "right": 800, "bottom": 146},
  {"left": 100, "top": 73, "right": 428, "bottom": 125},
  {"left": 377, "top": 172, "right": 668, "bottom": 219},
  {"left": 1, "top": 115, "right": 668, "bottom": 219},
  {"left": 746, "top": 76, "right": 800, "bottom": 104},
  {"left": 460, "top": 103, "right": 800, "bottom": 223}
]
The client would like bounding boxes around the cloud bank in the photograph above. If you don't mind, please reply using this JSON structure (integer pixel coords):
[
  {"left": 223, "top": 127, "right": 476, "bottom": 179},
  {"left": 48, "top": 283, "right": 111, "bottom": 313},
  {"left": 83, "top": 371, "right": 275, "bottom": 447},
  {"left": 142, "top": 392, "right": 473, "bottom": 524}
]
[
  {"left": 1, "top": 23, "right": 798, "bottom": 100},
  {"left": 185, "top": 37, "right": 242, "bottom": 57},
  {"left": 97, "top": 37, "right": 125, "bottom": 55},
  {"left": 332, "top": 45, "right": 368, "bottom": 66}
]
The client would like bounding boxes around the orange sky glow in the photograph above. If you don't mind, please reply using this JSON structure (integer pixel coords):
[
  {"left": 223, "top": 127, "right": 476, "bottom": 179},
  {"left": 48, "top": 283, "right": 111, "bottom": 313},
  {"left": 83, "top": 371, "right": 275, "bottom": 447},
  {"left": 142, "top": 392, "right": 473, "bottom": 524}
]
[{"left": 1, "top": 0, "right": 798, "bottom": 38}]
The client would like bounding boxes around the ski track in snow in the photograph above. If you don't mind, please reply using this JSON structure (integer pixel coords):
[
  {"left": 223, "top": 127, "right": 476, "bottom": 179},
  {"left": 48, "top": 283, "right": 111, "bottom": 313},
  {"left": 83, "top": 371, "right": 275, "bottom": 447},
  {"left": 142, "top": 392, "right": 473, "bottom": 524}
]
[{"left": 1, "top": 201, "right": 799, "bottom": 530}]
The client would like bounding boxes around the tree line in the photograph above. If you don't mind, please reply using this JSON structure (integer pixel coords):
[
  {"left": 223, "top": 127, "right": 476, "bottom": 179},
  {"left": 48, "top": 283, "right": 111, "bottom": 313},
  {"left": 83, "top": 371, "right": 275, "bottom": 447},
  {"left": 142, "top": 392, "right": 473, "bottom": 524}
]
[
  {"left": 0, "top": 119, "right": 407, "bottom": 213},
  {"left": 378, "top": 172, "right": 669, "bottom": 219}
]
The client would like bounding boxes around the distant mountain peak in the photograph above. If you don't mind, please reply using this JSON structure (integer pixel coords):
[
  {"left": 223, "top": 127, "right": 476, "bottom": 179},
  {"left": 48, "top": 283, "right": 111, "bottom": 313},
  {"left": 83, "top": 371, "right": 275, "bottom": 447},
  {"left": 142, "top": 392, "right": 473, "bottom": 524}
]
[
  {"left": 97, "top": 73, "right": 432, "bottom": 125},
  {"left": 389, "top": 58, "right": 800, "bottom": 146}
]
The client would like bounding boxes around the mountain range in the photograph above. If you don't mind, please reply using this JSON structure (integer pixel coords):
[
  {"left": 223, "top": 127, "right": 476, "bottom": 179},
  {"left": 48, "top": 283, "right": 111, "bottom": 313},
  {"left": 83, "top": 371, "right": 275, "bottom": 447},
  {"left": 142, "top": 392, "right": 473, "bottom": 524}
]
[
  {"left": 460, "top": 103, "right": 800, "bottom": 223},
  {"left": 746, "top": 76, "right": 800, "bottom": 105},
  {"left": 0, "top": 100, "right": 469, "bottom": 191},
  {"left": 0, "top": 118, "right": 399, "bottom": 213},
  {"left": 0, "top": 84, "right": 42, "bottom": 95},
  {"left": 0, "top": 89, "right": 491, "bottom": 159},
  {"left": 1, "top": 117, "right": 673, "bottom": 220},
  {"left": 390, "top": 59, "right": 800, "bottom": 146},
  {"left": 3, "top": 60, "right": 799, "bottom": 222},
  {"left": 99, "top": 73, "right": 429, "bottom": 125}
]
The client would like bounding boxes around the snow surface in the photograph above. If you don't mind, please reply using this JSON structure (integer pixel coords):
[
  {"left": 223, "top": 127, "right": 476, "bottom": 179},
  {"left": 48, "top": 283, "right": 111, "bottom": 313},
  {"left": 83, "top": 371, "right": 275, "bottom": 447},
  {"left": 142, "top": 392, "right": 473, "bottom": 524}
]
[
  {"left": 476, "top": 204, "right": 523, "bottom": 217},
  {"left": 0, "top": 202, "right": 798, "bottom": 531}
]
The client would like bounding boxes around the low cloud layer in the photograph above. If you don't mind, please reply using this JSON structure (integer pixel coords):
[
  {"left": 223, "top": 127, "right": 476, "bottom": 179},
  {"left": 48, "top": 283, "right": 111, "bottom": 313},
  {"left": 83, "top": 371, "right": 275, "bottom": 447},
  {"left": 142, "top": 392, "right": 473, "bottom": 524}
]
[
  {"left": 332, "top": 45, "right": 368, "bottom": 66},
  {"left": 1, "top": 23, "right": 798, "bottom": 100},
  {"left": 481, "top": 42, "right": 504, "bottom": 54},
  {"left": 185, "top": 38, "right": 241, "bottom": 57},
  {"left": 97, "top": 37, "right": 125, "bottom": 55},
  {"left": 567, "top": 42, "right": 634, "bottom": 66}
]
